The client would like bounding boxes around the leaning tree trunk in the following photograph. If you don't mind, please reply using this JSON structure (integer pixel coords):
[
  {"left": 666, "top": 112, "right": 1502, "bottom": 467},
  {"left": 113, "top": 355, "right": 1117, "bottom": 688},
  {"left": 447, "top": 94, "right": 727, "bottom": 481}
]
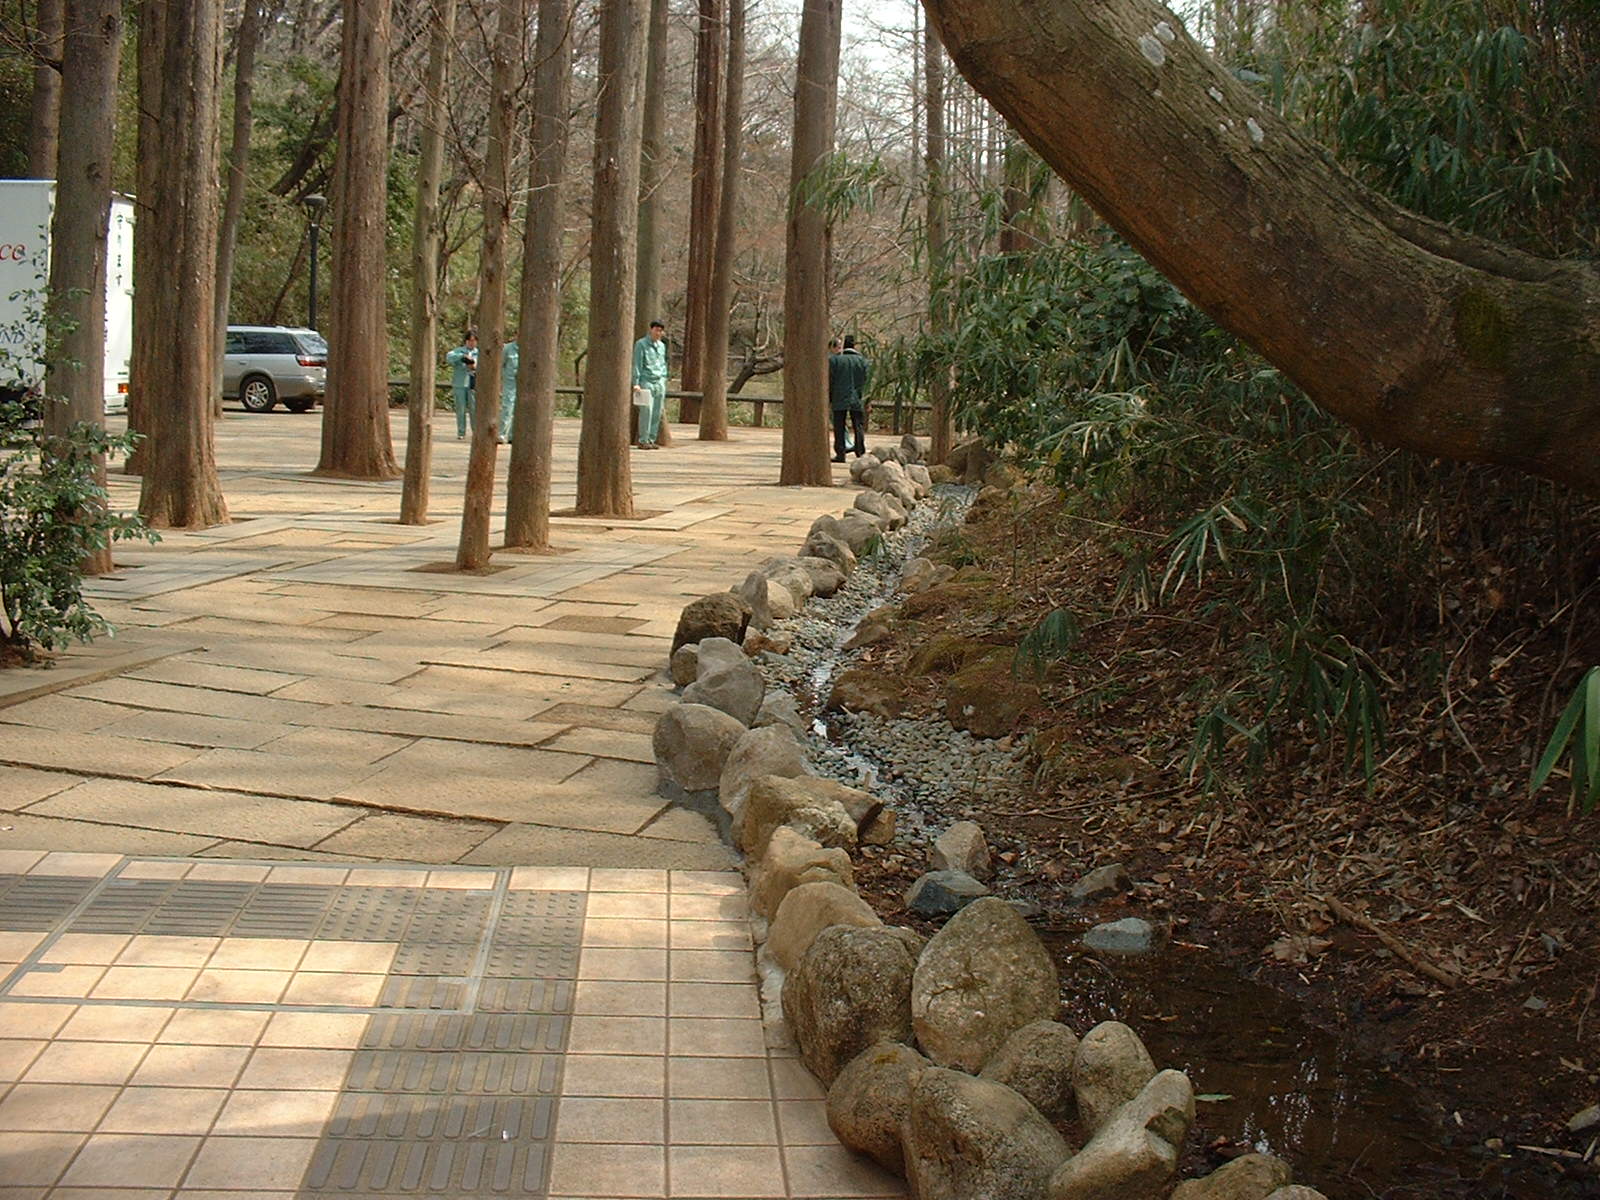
[
  {"left": 44, "top": 0, "right": 122, "bottom": 574},
  {"left": 137, "top": 0, "right": 229, "bottom": 529},
  {"left": 574, "top": 0, "right": 644, "bottom": 517},
  {"left": 399, "top": 0, "right": 456, "bottom": 524},
  {"left": 921, "top": 0, "right": 1600, "bottom": 489},
  {"left": 631, "top": 0, "right": 671, "bottom": 447},
  {"left": 924, "top": 19, "right": 953, "bottom": 462},
  {"left": 697, "top": 0, "right": 743, "bottom": 442},
  {"left": 454, "top": 0, "right": 521, "bottom": 569},
  {"left": 778, "top": 0, "right": 841, "bottom": 487},
  {"left": 316, "top": 0, "right": 398, "bottom": 480},
  {"left": 678, "top": 0, "right": 724, "bottom": 424},
  {"left": 214, "top": 0, "right": 265, "bottom": 416},
  {"left": 503, "top": 0, "right": 573, "bottom": 549},
  {"left": 124, "top": 0, "right": 162, "bottom": 477},
  {"left": 27, "top": 0, "right": 63, "bottom": 177}
]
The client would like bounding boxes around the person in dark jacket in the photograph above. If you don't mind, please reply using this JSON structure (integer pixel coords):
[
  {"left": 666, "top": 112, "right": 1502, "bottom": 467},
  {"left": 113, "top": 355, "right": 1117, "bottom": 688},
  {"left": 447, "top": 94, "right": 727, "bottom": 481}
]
[{"left": 828, "top": 334, "right": 871, "bottom": 461}]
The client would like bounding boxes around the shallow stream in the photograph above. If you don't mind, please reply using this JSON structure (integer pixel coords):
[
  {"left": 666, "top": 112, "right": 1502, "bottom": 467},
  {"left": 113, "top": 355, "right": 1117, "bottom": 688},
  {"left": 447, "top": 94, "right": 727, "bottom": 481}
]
[{"left": 760, "top": 483, "right": 1590, "bottom": 1200}]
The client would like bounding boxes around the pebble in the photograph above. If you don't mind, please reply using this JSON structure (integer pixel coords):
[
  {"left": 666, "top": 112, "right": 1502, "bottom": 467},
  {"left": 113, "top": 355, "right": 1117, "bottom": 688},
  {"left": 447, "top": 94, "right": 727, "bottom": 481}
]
[{"left": 1083, "top": 917, "right": 1160, "bottom": 955}]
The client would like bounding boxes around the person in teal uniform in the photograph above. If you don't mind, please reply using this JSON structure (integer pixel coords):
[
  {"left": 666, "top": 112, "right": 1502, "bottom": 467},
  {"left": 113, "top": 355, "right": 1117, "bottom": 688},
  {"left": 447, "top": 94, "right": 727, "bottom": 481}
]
[
  {"left": 499, "top": 339, "right": 518, "bottom": 444},
  {"left": 445, "top": 329, "right": 478, "bottom": 439},
  {"left": 631, "top": 320, "right": 668, "bottom": 449}
]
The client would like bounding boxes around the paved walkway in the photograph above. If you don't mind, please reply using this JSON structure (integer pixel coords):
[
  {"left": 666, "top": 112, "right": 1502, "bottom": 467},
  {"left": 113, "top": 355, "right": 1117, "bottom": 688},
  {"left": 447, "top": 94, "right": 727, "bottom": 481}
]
[{"left": 0, "top": 412, "right": 904, "bottom": 1198}]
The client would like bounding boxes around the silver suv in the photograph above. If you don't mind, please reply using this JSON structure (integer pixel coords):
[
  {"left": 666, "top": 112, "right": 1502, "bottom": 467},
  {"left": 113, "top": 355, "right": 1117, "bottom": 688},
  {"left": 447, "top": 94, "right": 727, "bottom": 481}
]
[{"left": 223, "top": 326, "right": 326, "bottom": 412}]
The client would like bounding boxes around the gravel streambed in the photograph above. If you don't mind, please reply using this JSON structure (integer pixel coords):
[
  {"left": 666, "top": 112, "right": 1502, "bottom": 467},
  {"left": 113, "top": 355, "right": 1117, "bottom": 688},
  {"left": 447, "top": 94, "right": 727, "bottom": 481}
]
[{"left": 757, "top": 483, "right": 1029, "bottom": 842}]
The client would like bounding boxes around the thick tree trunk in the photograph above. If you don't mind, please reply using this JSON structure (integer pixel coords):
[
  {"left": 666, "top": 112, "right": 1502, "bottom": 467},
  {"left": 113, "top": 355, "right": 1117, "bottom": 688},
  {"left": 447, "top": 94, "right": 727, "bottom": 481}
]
[
  {"left": 922, "top": 0, "right": 1600, "bottom": 489},
  {"left": 43, "top": 0, "right": 121, "bottom": 574},
  {"left": 697, "top": 0, "right": 743, "bottom": 442},
  {"left": 677, "top": 0, "right": 724, "bottom": 422},
  {"left": 574, "top": 0, "right": 643, "bottom": 517},
  {"left": 214, "top": 0, "right": 265, "bottom": 415},
  {"left": 454, "top": 0, "right": 521, "bottom": 568},
  {"left": 27, "top": 0, "right": 63, "bottom": 177},
  {"left": 124, "top": 0, "right": 162, "bottom": 477},
  {"left": 504, "top": 0, "right": 573, "bottom": 549},
  {"left": 631, "top": 0, "right": 671, "bottom": 447},
  {"left": 137, "top": 0, "right": 229, "bottom": 529},
  {"left": 778, "top": 0, "right": 840, "bottom": 487},
  {"left": 399, "top": 0, "right": 456, "bottom": 525},
  {"left": 316, "top": 0, "right": 398, "bottom": 480},
  {"left": 924, "top": 21, "right": 953, "bottom": 462}
]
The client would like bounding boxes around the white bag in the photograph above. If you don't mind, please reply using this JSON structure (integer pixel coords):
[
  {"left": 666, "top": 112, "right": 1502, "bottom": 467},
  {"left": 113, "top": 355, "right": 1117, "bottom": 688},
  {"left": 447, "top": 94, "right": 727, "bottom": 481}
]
[{"left": 632, "top": 385, "right": 652, "bottom": 408}]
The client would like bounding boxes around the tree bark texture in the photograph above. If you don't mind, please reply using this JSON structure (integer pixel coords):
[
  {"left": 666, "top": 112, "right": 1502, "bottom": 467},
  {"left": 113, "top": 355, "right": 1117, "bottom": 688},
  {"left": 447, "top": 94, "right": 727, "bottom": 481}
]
[
  {"left": 778, "top": 0, "right": 841, "bottom": 487},
  {"left": 921, "top": 0, "right": 1600, "bottom": 490},
  {"left": 697, "top": 0, "right": 743, "bottom": 442},
  {"left": 43, "top": 0, "right": 121, "bottom": 573},
  {"left": 574, "top": 0, "right": 643, "bottom": 517},
  {"left": 677, "top": 0, "right": 724, "bottom": 419},
  {"left": 454, "top": 0, "right": 521, "bottom": 568},
  {"left": 137, "top": 0, "right": 229, "bottom": 529},
  {"left": 504, "top": 0, "right": 573, "bottom": 548},
  {"left": 631, "top": 0, "right": 671, "bottom": 446},
  {"left": 316, "top": 0, "right": 398, "bottom": 480},
  {"left": 214, "top": 0, "right": 266, "bottom": 411},
  {"left": 399, "top": 0, "right": 456, "bottom": 525},
  {"left": 27, "top": 0, "right": 63, "bottom": 177},
  {"left": 924, "top": 21, "right": 953, "bottom": 462},
  {"left": 124, "top": 0, "right": 162, "bottom": 477}
]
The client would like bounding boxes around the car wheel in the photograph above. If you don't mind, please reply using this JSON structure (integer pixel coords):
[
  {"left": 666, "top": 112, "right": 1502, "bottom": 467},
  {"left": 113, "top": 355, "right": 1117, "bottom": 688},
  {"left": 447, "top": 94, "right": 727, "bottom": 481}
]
[
  {"left": 240, "top": 375, "right": 277, "bottom": 412},
  {"left": 283, "top": 398, "right": 314, "bottom": 413}
]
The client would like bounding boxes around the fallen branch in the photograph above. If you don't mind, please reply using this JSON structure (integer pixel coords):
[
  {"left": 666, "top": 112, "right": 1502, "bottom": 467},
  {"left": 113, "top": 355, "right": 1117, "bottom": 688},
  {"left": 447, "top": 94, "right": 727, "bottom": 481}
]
[{"left": 1320, "top": 894, "right": 1462, "bottom": 988}]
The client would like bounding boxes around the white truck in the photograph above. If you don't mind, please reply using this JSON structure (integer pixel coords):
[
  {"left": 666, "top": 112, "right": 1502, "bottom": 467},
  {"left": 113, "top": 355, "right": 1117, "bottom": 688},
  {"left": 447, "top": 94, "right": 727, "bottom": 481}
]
[{"left": 0, "top": 178, "right": 135, "bottom": 414}]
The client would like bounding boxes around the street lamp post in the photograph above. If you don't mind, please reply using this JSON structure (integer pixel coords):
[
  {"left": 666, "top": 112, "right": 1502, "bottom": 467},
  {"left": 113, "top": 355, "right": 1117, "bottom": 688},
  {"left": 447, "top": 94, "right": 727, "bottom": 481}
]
[{"left": 303, "top": 193, "right": 326, "bottom": 330}]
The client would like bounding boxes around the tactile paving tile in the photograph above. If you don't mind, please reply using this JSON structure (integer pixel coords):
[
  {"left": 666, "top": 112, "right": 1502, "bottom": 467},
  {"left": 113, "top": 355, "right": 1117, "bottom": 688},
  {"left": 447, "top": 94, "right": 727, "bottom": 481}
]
[
  {"left": 232, "top": 882, "right": 341, "bottom": 938},
  {"left": 342, "top": 1048, "right": 564, "bottom": 1096},
  {"left": 321, "top": 887, "right": 423, "bottom": 942},
  {"left": 363, "top": 1012, "right": 575, "bottom": 1053},
  {"left": 141, "top": 879, "right": 256, "bottom": 935},
  {"left": 0, "top": 874, "right": 99, "bottom": 929},
  {"left": 69, "top": 878, "right": 177, "bottom": 932},
  {"left": 481, "top": 945, "right": 580, "bottom": 983},
  {"left": 302, "top": 1139, "right": 550, "bottom": 1197}
]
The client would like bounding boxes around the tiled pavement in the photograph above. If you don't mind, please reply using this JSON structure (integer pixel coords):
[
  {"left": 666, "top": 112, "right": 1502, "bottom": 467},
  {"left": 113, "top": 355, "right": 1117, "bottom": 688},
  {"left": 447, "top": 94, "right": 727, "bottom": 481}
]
[{"left": 0, "top": 413, "right": 903, "bottom": 1198}]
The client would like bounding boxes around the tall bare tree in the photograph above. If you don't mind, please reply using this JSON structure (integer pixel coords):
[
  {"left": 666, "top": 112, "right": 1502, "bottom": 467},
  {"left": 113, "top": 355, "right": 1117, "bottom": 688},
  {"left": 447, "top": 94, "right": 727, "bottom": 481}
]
[
  {"left": 137, "top": 0, "right": 229, "bottom": 528},
  {"left": 399, "top": 0, "right": 457, "bottom": 524},
  {"left": 631, "top": 0, "right": 672, "bottom": 446},
  {"left": 574, "top": 0, "right": 644, "bottom": 516},
  {"left": 123, "top": 0, "right": 162, "bottom": 478},
  {"left": 778, "top": 0, "right": 841, "bottom": 486},
  {"left": 214, "top": 0, "right": 267, "bottom": 415},
  {"left": 923, "top": 0, "right": 1600, "bottom": 489},
  {"left": 42, "top": 0, "right": 122, "bottom": 573},
  {"left": 316, "top": 0, "right": 398, "bottom": 480},
  {"left": 677, "top": 0, "right": 724, "bottom": 422},
  {"left": 26, "top": 0, "right": 63, "bottom": 177},
  {"left": 504, "top": 0, "right": 574, "bottom": 548},
  {"left": 925, "top": 21, "right": 953, "bottom": 463},
  {"left": 697, "top": 0, "right": 743, "bottom": 442},
  {"left": 455, "top": 0, "right": 522, "bottom": 568}
]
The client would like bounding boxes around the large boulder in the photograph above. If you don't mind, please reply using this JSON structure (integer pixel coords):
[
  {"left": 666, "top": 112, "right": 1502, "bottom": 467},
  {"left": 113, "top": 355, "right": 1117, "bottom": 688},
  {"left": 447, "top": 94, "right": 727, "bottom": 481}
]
[
  {"left": 798, "top": 777, "right": 887, "bottom": 843},
  {"left": 1171, "top": 1154, "right": 1294, "bottom": 1200},
  {"left": 905, "top": 870, "right": 991, "bottom": 917},
  {"left": 734, "top": 571, "right": 796, "bottom": 628},
  {"left": 946, "top": 647, "right": 1039, "bottom": 738},
  {"left": 753, "top": 691, "right": 806, "bottom": 734},
  {"left": 848, "top": 453, "right": 881, "bottom": 484},
  {"left": 760, "top": 558, "right": 816, "bottom": 607},
  {"left": 907, "top": 463, "right": 933, "bottom": 495},
  {"left": 864, "top": 460, "right": 917, "bottom": 508},
  {"left": 695, "top": 636, "right": 746, "bottom": 673},
  {"left": 1073, "top": 1021, "right": 1158, "bottom": 1136},
  {"left": 1265, "top": 1189, "right": 1330, "bottom": 1200},
  {"left": 681, "top": 654, "right": 764, "bottom": 726},
  {"left": 1083, "top": 917, "right": 1160, "bottom": 956},
  {"left": 826, "top": 1041, "right": 930, "bottom": 1174},
  {"left": 979, "top": 1020, "right": 1080, "bottom": 1124},
  {"left": 1048, "top": 1070, "right": 1194, "bottom": 1200},
  {"left": 796, "top": 556, "right": 847, "bottom": 596},
  {"left": 828, "top": 668, "right": 907, "bottom": 718},
  {"left": 835, "top": 512, "right": 883, "bottom": 556},
  {"left": 669, "top": 643, "right": 700, "bottom": 686},
  {"left": 653, "top": 703, "right": 748, "bottom": 793},
  {"left": 672, "top": 592, "right": 750, "bottom": 654},
  {"left": 853, "top": 489, "right": 903, "bottom": 530},
  {"left": 900, "top": 433, "right": 925, "bottom": 463},
  {"left": 932, "top": 820, "right": 993, "bottom": 879},
  {"left": 736, "top": 774, "right": 857, "bottom": 859},
  {"left": 908, "top": 632, "right": 993, "bottom": 676},
  {"left": 841, "top": 606, "right": 895, "bottom": 650},
  {"left": 718, "top": 725, "right": 807, "bottom": 822},
  {"left": 801, "top": 530, "right": 858, "bottom": 576},
  {"left": 750, "top": 826, "right": 854, "bottom": 919},
  {"left": 902, "top": 556, "right": 955, "bottom": 594},
  {"left": 769, "top": 881, "right": 882, "bottom": 971},
  {"left": 912, "top": 897, "right": 1061, "bottom": 1073},
  {"left": 902, "top": 1068, "right": 1071, "bottom": 1200},
  {"left": 929, "top": 463, "right": 958, "bottom": 484},
  {"left": 781, "top": 924, "right": 911, "bottom": 1083}
]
